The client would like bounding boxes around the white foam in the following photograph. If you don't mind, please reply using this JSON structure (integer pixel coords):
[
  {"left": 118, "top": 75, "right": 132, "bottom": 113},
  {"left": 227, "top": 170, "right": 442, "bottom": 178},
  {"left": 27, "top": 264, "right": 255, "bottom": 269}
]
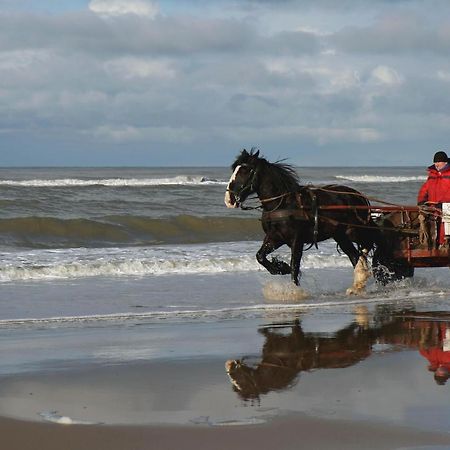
[
  {"left": 0, "top": 243, "right": 351, "bottom": 282},
  {"left": 39, "top": 411, "right": 98, "bottom": 425},
  {"left": 0, "top": 256, "right": 261, "bottom": 282},
  {"left": 335, "top": 175, "right": 425, "bottom": 183},
  {"left": 0, "top": 176, "right": 226, "bottom": 187}
]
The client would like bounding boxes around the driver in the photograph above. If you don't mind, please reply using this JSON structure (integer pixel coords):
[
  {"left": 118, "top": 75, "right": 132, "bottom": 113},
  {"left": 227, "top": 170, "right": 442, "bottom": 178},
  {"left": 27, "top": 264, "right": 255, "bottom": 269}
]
[{"left": 417, "top": 150, "right": 450, "bottom": 245}]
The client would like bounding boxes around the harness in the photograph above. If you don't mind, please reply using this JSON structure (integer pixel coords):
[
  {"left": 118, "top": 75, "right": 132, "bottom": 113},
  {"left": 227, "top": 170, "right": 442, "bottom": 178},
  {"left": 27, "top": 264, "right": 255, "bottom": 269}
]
[
  {"left": 259, "top": 188, "right": 321, "bottom": 248},
  {"left": 260, "top": 186, "right": 372, "bottom": 249},
  {"left": 227, "top": 169, "right": 428, "bottom": 248}
]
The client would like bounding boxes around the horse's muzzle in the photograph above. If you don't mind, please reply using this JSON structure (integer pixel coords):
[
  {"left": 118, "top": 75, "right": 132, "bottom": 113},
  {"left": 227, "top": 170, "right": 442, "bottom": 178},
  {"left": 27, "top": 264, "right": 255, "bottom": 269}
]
[{"left": 224, "top": 190, "right": 239, "bottom": 208}]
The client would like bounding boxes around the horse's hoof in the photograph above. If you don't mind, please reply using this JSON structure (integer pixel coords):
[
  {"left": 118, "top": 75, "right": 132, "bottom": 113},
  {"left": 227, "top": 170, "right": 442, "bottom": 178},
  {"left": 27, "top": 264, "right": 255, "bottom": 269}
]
[{"left": 346, "top": 287, "right": 364, "bottom": 296}]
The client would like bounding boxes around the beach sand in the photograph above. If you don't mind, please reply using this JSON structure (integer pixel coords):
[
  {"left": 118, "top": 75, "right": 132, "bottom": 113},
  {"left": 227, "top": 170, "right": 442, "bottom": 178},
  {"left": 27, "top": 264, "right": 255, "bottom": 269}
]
[
  {"left": 3, "top": 412, "right": 450, "bottom": 450},
  {"left": 2, "top": 311, "right": 450, "bottom": 450}
]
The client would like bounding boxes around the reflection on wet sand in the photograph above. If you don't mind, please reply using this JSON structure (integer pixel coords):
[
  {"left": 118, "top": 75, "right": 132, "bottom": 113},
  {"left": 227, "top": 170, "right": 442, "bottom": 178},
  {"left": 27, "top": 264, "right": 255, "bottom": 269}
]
[{"left": 225, "top": 309, "right": 450, "bottom": 400}]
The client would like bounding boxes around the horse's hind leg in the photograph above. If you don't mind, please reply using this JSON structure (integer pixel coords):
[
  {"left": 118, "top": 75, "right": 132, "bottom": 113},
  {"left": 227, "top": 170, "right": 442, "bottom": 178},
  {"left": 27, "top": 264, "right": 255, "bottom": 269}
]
[
  {"left": 256, "top": 237, "right": 290, "bottom": 276},
  {"left": 335, "top": 234, "right": 360, "bottom": 267},
  {"left": 335, "top": 235, "right": 370, "bottom": 295}
]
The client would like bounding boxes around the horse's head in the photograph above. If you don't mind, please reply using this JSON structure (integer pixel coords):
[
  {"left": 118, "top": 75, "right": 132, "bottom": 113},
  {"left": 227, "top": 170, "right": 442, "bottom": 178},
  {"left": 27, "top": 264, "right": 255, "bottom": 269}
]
[{"left": 224, "top": 148, "right": 261, "bottom": 208}]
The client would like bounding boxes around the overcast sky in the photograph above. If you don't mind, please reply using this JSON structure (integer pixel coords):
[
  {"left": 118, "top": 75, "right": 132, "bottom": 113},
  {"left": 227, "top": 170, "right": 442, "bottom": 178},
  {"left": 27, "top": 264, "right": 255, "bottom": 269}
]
[{"left": 1, "top": 0, "right": 450, "bottom": 166}]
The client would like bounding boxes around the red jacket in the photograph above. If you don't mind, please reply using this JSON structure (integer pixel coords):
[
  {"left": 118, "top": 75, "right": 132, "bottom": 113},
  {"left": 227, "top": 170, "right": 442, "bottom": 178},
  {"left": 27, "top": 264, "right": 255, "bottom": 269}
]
[
  {"left": 420, "top": 347, "right": 450, "bottom": 371},
  {"left": 417, "top": 164, "right": 450, "bottom": 205}
]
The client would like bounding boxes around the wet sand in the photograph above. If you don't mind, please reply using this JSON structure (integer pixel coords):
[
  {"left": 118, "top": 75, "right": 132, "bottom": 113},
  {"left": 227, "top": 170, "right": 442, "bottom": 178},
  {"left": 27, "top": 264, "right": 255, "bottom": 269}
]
[
  {"left": 3, "top": 291, "right": 450, "bottom": 449},
  {"left": 3, "top": 413, "right": 450, "bottom": 450}
]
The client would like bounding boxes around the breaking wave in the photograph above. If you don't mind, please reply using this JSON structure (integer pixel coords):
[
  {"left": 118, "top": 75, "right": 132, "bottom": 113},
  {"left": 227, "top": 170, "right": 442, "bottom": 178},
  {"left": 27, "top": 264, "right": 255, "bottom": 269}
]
[
  {"left": 335, "top": 175, "right": 425, "bottom": 183},
  {"left": 0, "top": 176, "right": 225, "bottom": 187},
  {"left": 0, "top": 247, "right": 350, "bottom": 282},
  {"left": 0, "top": 255, "right": 260, "bottom": 282}
]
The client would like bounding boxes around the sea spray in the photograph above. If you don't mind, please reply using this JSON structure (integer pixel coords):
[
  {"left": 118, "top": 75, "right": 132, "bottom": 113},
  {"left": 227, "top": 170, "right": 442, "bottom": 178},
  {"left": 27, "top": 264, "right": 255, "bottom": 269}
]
[{"left": 262, "top": 280, "right": 309, "bottom": 302}]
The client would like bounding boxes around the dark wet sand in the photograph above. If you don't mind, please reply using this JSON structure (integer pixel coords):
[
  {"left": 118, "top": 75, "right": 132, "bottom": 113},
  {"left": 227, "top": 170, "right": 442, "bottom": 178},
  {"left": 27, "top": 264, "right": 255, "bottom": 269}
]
[
  {"left": 3, "top": 305, "right": 450, "bottom": 449},
  {"left": 2, "top": 414, "right": 450, "bottom": 450}
]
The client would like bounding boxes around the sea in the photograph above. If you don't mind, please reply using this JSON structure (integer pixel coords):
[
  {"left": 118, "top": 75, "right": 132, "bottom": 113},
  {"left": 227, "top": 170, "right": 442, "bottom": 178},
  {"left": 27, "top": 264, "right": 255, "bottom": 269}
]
[
  {"left": 3, "top": 165, "right": 450, "bottom": 430},
  {"left": 0, "top": 165, "right": 440, "bottom": 329}
]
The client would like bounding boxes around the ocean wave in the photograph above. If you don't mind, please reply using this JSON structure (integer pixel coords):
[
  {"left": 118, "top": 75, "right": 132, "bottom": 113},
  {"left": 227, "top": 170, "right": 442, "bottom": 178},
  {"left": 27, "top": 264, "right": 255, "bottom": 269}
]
[
  {"left": 0, "top": 215, "right": 262, "bottom": 248},
  {"left": 0, "top": 256, "right": 260, "bottom": 282},
  {"left": 0, "top": 252, "right": 350, "bottom": 282},
  {"left": 0, "top": 176, "right": 225, "bottom": 187},
  {"left": 335, "top": 175, "right": 425, "bottom": 183}
]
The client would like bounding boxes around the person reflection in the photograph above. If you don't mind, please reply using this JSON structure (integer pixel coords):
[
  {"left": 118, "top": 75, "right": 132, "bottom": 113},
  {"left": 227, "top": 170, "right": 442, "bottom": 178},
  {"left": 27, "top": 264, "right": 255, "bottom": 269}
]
[
  {"left": 419, "top": 322, "right": 450, "bottom": 385},
  {"left": 225, "top": 319, "right": 372, "bottom": 401}
]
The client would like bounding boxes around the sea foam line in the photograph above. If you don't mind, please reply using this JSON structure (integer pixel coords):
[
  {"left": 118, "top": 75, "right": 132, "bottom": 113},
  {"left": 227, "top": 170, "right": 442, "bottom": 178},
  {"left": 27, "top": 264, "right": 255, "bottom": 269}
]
[
  {"left": 0, "top": 176, "right": 226, "bottom": 187},
  {"left": 0, "top": 291, "right": 441, "bottom": 328},
  {"left": 0, "top": 253, "right": 350, "bottom": 282},
  {"left": 0, "top": 256, "right": 262, "bottom": 282},
  {"left": 335, "top": 175, "right": 425, "bottom": 183}
]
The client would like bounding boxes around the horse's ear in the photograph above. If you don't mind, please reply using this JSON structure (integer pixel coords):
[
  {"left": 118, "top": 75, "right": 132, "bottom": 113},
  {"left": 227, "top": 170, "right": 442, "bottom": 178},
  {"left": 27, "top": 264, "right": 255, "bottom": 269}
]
[
  {"left": 242, "top": 149, "right": 249, "bottom": 156},
  {"left": 254, "top": 150, "right": 260, "bottom": 158}
]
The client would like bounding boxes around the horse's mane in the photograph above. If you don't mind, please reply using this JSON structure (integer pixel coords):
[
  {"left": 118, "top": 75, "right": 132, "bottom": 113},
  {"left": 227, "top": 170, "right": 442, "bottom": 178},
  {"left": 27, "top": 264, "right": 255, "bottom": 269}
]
[
  {"left": 261, "top": 159, "right": 301, "bottom": 193},
  {"left": 232, "top": 148, "right": 300, "bottom": 193}
]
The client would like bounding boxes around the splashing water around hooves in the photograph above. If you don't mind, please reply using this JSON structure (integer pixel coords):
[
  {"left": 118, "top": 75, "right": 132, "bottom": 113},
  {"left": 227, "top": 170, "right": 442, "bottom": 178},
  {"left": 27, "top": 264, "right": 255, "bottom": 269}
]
[{"left": 262, "top": 281, "right": 310, "bottom": 302}]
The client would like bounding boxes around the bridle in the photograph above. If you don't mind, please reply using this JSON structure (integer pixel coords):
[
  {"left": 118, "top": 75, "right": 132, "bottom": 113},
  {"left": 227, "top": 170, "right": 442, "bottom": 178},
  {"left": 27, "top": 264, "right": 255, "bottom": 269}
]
[{"left": 227, "top": 163, "right": 259, "bottom": 206}]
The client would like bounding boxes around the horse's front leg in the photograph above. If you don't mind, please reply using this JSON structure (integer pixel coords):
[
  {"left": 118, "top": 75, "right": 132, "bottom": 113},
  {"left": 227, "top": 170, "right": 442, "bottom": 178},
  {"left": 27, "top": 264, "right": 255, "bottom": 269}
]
[
  {"left": 256, "top": 237, "right": 290, "bottom": 276},
  {"left": 290, "top": 235, "right": 304, "bottom": 286}
]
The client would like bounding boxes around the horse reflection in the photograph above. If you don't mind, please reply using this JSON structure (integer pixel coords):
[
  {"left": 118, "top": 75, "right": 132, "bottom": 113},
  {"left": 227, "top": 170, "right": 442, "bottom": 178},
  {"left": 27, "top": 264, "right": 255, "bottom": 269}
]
[
  {"left": 225, "top": 320, "right": 372, "bottom": 401},
  {"left": 226, "top": 311, "right": 450, "bottom": 400}
]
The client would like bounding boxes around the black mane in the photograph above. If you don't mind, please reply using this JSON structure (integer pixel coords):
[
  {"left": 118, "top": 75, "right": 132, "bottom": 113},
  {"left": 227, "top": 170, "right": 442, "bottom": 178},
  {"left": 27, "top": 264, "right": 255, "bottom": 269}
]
[
  {"left": 232, "top": 148, "right": 300, "bottom": 193},
  {"left": 261, "top": 159, "right": 301, "bottom": 193}
]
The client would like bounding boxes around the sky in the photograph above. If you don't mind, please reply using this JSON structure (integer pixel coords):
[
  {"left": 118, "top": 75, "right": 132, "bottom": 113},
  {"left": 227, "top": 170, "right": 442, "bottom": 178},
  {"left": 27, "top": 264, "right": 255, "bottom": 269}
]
[{"left": 1, "top": 0, "right": 450, "bottom": 166}]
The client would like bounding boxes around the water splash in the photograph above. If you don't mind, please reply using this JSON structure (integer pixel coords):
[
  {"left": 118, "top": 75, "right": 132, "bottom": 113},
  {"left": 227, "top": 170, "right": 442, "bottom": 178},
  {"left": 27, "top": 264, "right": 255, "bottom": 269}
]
[{"left": 262, "top": 280, "right": 310, "bottom": 302}]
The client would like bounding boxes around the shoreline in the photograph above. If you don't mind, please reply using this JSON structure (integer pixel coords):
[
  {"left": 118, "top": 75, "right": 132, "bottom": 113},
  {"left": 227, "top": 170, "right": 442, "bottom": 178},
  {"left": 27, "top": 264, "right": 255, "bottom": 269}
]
[{"left": 2, "top": 413, "right": 450, "bottom": 450}]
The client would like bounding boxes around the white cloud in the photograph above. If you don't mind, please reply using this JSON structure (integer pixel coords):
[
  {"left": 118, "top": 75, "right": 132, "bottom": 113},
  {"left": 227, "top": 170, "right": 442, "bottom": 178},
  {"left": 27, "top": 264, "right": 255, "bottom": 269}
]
[
  {"left": 91, "top": 125, "right": 196, "bottom": 143},
  {"left": 218, "top": 125, "right": 382, "bottom": 145},
  {"left": 370, "top": 65, "right": 403, "bottom": 86},
  {"left": 88, "top": 0, "right": 159, "bottom": 18}
]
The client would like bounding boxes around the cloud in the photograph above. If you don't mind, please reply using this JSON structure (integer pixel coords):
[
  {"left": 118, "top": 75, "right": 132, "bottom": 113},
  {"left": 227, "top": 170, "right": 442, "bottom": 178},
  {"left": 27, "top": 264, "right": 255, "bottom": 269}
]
[
  {"left": 1, "top": 1, "right": 450, "bottom": 165},
  {"left": 369, "top": 66, "right": 403, "bottom": 86},
  {"left": 217, "top": 125, "right": 382, "bottom": 145},
  {"left": 104, "top": 57, "right": 176, "bottom": 79},
  {"left": 91, "top": 125, "right": 197, "bottom": 143},
  {"left": 332, "top": 13, "right": 450, "bottom": 55},
  {"left": 0, "top": 11, "right": 322, "bottom": 59},
  {"left": 88, "top": 0, "right": 160, "bottom": 18}
]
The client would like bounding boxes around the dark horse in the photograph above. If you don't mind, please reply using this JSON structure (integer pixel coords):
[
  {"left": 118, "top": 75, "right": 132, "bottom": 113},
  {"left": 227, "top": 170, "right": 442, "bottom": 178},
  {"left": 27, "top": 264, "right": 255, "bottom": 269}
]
[{"left": 225, "top": 149, "right": 380, "bottom": 293}]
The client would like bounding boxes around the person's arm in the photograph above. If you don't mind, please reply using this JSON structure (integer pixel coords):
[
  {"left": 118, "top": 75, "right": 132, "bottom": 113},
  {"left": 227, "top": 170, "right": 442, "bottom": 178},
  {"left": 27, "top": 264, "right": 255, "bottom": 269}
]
[{"left": 417, "top": 180, "right": 429, "bottom": 205}]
